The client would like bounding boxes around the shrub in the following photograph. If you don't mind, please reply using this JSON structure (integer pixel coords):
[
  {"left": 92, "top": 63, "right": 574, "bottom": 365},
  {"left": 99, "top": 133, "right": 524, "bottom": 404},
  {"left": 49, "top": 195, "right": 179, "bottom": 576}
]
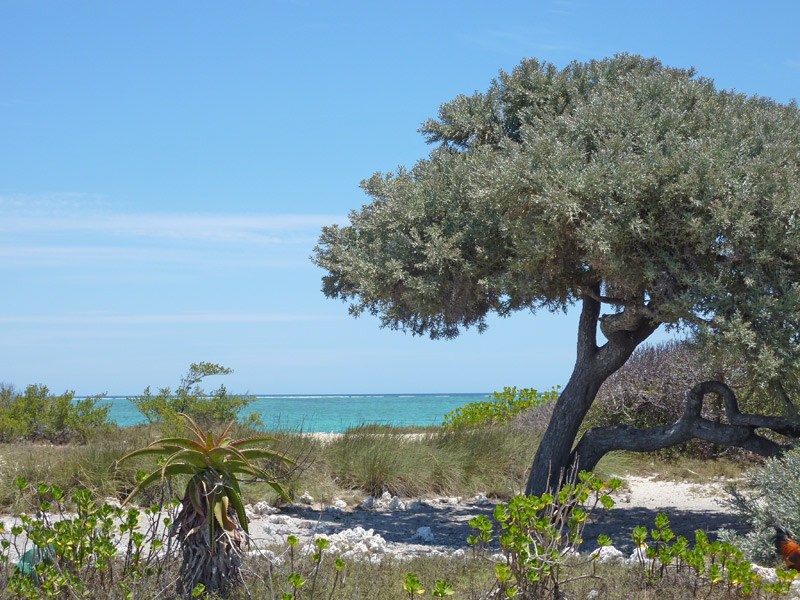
[
  {"left": 130, "top": 362, "right": 261, "bottom": 431},
  {"left": 0, "top": 383, "right": 110, "bottom": 444},
  {"left": 468, "top": 471, "right": 619, "bottom": 600},
  {"left": 629, "top": 513, "right": 796, "bottom": 597},
  {"left": 0, "top": 481, "right": 176, "bottom": 599},
  {"left": 721, "top": 449, "right": 800, "bottom": 564},
  {"left": 442, "top": 386, "right": 559, "bottom": 429}
]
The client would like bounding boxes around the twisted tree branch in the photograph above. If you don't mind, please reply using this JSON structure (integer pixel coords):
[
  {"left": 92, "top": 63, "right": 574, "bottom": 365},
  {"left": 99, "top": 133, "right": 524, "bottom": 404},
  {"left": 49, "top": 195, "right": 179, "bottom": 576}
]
[{"left": 569, "top": 381, "right": 800, "bottom": 474}]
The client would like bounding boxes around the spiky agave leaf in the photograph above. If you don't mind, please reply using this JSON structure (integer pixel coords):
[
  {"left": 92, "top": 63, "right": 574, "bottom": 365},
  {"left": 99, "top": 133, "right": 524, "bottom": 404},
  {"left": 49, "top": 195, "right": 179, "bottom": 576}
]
[
  {"left": 214, "top": 420, "right": 235, "bottom": 447},
  {"left": 122, "top": 463, "right": 199, "bottom": 506},
  {"left": 177, "top": 413, "right": 214, "bottom": 448},
  {"left": 229, "top": 435, "right": 284, "bottom": 448},
  {"left": 116, "top": 443, "right": 191, "bottom": 464},
  {"left": 223, "top": 478, "right": 249, "bottom": 536}
]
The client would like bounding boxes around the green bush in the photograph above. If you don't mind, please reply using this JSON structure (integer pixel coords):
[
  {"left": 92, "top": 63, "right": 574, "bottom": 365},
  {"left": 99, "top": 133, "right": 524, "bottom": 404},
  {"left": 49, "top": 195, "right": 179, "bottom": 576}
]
[
  {"left": 629, "top": 513, "right": 795, "bottom": 597},
  {"left": 442, "top": 386, "right": 559, "bottom": 429},
  {"left": 721, "top": 449, "right": 800, "bottom": 564},
  {"left": 468, "top": 471, "right": 619, "bottom": 599},
  {"left": 130, "top": 362, "right": 261, "bottom": 432},
  {"left": 0, "top": 384, "right": 110, "bottom": 444},
  {"left": 0, "top": 481, "right": 176, "bottom": 599}
]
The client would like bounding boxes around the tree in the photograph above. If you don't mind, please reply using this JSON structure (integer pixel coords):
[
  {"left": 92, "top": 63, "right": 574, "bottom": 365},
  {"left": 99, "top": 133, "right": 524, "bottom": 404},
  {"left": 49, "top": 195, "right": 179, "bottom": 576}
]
[
  {"left": 130, "top": 362, "right": 262, "bottom": 432},
  {"left": 312, "top": 55, "right": 800, "bottom": 495}
]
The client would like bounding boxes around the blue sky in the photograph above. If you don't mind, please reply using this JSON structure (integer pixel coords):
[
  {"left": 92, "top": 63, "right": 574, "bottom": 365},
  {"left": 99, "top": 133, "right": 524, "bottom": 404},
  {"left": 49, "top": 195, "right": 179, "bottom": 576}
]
[{"left": 2, "top": 0, "right": 799, "bottom": 395}]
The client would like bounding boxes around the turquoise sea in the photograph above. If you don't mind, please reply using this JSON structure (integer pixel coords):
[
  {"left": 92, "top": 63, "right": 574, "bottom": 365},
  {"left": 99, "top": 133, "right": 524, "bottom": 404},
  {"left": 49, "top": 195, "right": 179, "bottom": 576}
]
[{"left": 103, "top": 393, "right": 490, "bottom": 433}]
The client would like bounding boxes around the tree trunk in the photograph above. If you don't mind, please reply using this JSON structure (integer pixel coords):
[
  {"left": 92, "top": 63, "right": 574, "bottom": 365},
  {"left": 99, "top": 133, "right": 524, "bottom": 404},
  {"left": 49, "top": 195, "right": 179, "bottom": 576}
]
[{"left": 525, "top": 291, "right": 657, "bottom": 496}]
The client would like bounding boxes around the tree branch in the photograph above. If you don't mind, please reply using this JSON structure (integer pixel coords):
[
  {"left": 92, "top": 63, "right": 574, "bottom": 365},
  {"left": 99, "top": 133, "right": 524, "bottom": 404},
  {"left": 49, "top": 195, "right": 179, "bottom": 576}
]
[
  {"left": 575, "top": 286, "right": 601, "bottom": 363},
  {"left": 570, "top": 381, "right": 800, "bottom": 473}
]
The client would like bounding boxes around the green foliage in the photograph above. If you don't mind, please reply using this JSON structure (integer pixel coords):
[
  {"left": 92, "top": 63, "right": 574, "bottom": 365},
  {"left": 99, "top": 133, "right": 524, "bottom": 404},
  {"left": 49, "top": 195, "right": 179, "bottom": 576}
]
[
  {"left": 403, "top": 572, "right": 424, "bottom": 597},
  {"left": 0, "top": 383, "right": 110, "bottom": 444},
  {"left": 468, "top": 471, "right": 621, "bottom": 599},
  {"left": 130, "top": 362, "right": 261, "bottom": 431},
  {"left": 442, "top": 386, "right": 559, "bottom": 429},
  {"left": 721, "top": 449, "right": 800, "bottom": 564},
  {"left": 0, "top": 482, "right": 175, "bottom": 599},
  {"left": 314, "top": 52, "right": 800, "bottom": 402},
  {"left": 629, "top": 513, "right": 796, "bottom": 597}
]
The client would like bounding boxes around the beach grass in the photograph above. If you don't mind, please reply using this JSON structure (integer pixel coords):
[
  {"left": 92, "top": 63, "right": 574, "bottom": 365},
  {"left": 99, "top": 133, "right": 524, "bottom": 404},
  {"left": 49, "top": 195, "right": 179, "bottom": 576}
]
[{"left": 0, "top": 420, "right": 752, "bottom": 512}]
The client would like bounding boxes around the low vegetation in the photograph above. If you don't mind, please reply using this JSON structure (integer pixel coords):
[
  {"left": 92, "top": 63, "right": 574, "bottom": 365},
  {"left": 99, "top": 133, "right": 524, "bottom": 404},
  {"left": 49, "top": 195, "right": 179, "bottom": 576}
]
[
  {"left": 1, "top": 355, "right": 796, "bottom": 599},
  {"left": 442, "top": 387, "right": 559, "bottom": 430},
  {"left": 721, "top": 448, "right": 800, "bottom": 565},
  {"left": 129, "top": 362, "right": 262, "bottom": 432},
  {"left": 0, "top": 383, "right": 109, "bottom": 444},
  {"left": 0, "top": 473, "right": 795, "bottom": 600}
]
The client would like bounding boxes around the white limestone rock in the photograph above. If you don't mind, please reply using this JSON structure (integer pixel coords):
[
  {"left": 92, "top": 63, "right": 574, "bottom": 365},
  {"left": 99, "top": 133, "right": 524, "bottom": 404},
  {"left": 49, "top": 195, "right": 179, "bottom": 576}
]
[
  {"left": 324, "top": 526, "right": 391, "bottom": 557},
  {"left": 628, "top": 545, "right": 649, "bottom": 563},
  {"left": 299, "top": 491, "right": 314, "bottom": 505},
  {"left": 406, "top": 499, "right": 423, "bottom": 510},
  {"left": 591, "top": 545, "right": 624, "bottom": 562},
  {"left": 380, "top": 491, "right": 392, "bottom": 502},
  {"left": 750, "top": 565, "right": 778, "bottom": 583},
  {"left": 362, "top": 495, "right": 375, "bottom": 509},
  {"left": 470, "top": 493, "right": 491, "bottom": 506},
  {"left": 333, "top": 498, "right": 347, "bottom": 509},
  {"left": 255, "top": 501, "right": 279, "bottom": 515},
  {"left": 411, "top": 526, "right": 434, "bottom": 543},
  {"left": 389, "top": 496, "right": 406, "bottom": 511},
  {"left": 268, "top": 514, "right": 289, "bottom": 524}
]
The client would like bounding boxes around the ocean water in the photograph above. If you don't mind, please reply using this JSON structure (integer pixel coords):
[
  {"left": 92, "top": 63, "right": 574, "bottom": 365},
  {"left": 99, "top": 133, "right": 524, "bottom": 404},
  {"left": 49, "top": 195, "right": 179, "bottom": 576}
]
[{"left": 102, "top": 393, "right": 490, "bottom": 433}]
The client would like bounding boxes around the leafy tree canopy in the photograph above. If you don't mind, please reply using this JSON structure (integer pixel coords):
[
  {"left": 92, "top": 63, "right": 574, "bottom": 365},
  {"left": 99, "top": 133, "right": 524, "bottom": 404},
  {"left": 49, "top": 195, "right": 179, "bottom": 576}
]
[{"left": 314, "top": 54, "right": 800, "bottom": 390}]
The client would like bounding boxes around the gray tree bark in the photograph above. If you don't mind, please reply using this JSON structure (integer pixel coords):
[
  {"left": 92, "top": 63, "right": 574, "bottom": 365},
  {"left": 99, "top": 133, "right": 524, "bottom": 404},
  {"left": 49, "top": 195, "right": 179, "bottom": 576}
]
[
  {"left": 525, "top": 289, "right": 657, "bottom": 496},
  {"left": 570, "top": 380, "right": 800, "bottom": 473}
]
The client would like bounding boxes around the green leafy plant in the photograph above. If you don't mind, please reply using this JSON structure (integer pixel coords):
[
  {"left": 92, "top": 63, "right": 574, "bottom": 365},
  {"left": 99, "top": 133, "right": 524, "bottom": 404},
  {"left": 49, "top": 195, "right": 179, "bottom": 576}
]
[
  {"left": 0, "top": 383, "right": 110, "bottom": 444},
  {"left": 0, "top": 481, "right": 174, "bottom": 599},
  {"left": 629, "top": 513, "right": 797, "bottom": 598},
  {"left": 443, "top": 386, "right": 559, "bottom": 429},
  {"left": 117, "top": 412, "right": 292, "bottom": 598},
  {"left": 469, "top": 471, "right": 620, "bottom": 600},
  {"left": 431, "top": 579, "right": 455, "bottom": 597},
  {"left": 403, "top": 572, "right": 425, "bottom": 597},
  {"left": 130, "top": 362, "right": 261, "bottom": 431}
]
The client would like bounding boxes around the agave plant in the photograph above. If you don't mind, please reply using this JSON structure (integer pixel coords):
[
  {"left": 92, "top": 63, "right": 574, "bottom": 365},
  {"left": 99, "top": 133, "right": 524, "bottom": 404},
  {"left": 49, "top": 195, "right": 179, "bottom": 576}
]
[{"left": 118, "top": 413, "right": 292, "bottom": 597}]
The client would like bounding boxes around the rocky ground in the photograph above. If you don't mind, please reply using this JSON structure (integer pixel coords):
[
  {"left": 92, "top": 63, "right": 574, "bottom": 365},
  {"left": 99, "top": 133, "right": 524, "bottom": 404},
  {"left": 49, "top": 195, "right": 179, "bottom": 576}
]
[{"left": 243, "top": 475, "right": 744, "bottom": 558}]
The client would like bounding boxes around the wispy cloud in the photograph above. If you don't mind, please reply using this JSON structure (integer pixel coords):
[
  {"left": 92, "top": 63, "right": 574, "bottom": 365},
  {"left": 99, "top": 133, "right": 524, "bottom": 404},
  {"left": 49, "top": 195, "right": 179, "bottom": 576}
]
[
  {"left": 0, "top": 245, "right": 315, "bottom": 268},
  {"left": 0, "top": 202, "right": 348, "bottom": 269},
  {"left": 1, "top": 212, "right": 348, "bottom": 244},
  {"left": 0, "top": 312, "right": 341, "bottom": 325},
  {"left": 457, "top": 28, "right": 580, "bottom": 56},
  {"left": 0, "top": 192, "right": 110, "bottom": 209}
]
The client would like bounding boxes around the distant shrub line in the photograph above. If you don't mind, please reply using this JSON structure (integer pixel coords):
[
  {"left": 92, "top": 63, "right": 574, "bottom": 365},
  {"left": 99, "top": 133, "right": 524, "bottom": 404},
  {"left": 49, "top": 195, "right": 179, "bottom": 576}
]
[
  {"left": 0, "top": 384, "right": 110, "bottom": 444},
  {"left": 442, "top": 386, "right": 559, "bottom": 429}
]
